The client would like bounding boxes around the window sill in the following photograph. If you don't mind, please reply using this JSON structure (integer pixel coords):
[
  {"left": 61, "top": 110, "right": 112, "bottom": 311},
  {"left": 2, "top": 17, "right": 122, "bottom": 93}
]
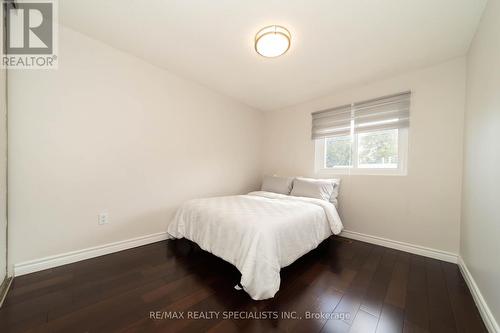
[{"left": 316, "top": 168, "right": 407, "bottom": 176}]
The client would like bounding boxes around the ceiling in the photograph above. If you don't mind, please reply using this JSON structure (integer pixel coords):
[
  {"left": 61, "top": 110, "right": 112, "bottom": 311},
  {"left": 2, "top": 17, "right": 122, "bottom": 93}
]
[{"left": 59, "top": 0, "right": 487, "bottom": 111}]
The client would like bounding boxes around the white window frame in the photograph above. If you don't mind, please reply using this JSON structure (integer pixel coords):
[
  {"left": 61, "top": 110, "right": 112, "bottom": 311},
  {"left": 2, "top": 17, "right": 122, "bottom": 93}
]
[{"left": 314, "top": 128, "right": 408, "bottom": 176}]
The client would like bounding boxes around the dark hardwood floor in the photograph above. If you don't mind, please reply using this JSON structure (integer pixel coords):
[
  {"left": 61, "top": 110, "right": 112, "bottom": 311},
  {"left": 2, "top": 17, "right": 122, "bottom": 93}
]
[{"left": 0, "top": 237, "right": 487, "bottom": 333}]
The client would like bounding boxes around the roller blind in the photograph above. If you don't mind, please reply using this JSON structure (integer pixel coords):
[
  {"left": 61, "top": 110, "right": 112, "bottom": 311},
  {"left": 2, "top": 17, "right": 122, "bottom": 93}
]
[{"left": 311, "top": 91, "right": 411, "bottom": 140}]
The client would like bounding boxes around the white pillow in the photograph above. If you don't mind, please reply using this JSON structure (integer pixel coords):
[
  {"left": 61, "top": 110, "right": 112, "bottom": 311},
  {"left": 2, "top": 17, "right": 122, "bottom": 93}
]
[
  {"left": 291, "top": 177, "right": 340, "bottom": 202},
  {"left": 261, "top": 175, "right": 294, "bottom": 195}
]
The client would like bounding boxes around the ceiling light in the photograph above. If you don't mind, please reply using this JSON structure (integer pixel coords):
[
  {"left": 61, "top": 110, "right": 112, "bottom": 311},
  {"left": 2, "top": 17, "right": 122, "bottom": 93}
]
[{"left": 255, "top": 25, "right": 291, "bottom": 58}]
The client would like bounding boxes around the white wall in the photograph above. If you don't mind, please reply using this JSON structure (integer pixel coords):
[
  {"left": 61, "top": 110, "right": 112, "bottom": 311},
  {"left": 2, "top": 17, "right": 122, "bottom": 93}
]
[
  {"left": 461, "top": 0, "right": 500, "bottom": 327},
  {"left": 263, "top": 58, "right": 466, "bottom": 254},
  {"left": 0, "top": 60, "right": 6, "bottom": 281},
  {"left": 8, "top": 26, "right": 263, "bottom": 265}
]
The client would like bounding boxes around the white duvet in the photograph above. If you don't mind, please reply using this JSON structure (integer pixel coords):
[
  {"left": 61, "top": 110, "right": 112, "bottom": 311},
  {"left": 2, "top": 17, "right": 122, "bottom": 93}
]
[{"left": 167, "top": 191, "right": 343, "bottom": 300}]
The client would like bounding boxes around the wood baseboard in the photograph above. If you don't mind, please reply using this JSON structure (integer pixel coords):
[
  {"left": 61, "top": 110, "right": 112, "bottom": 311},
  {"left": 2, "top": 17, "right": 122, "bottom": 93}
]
[
  {"left": 340, "top": 229, "right": 458, "bottom": 263},
  {"left": 458, "top": 257, "right": 499, "bottom": 333},
  {"left": 14, "top": 232, "right": 172, "bottom": 276},
  {"left": 0, "top": 277, "right": 13, "bottom": 308}
]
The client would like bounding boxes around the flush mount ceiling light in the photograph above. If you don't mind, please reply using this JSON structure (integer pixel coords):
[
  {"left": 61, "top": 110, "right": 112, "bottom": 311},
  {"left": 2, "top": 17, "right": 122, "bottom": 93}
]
[{"left": 255, "top": 25, "right": 291, "bottom": 58}]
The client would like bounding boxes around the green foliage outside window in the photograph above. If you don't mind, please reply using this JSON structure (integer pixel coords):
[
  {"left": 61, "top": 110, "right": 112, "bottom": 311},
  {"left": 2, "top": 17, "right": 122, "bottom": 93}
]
[
  {"left": 325, "top": 136, "right": 352, "bottom": 167},
  {"left": 358, "top": 130, "right": 398, "bottom": 166},
  {"left": 325, "top": 129, "right": 398, "bottom": 168}
]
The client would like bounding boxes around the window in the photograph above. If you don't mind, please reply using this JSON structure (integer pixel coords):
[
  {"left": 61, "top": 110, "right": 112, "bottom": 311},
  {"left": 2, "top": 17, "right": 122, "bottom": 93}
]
[
  {"left": 358, "top": 129, "right": 398, "bottom": 168},
  {"left": 325, "top": 135, "right": 352, "bottom": 168},
  {"left": 313, "top": 92, "right": 410, "bottom": 175}
]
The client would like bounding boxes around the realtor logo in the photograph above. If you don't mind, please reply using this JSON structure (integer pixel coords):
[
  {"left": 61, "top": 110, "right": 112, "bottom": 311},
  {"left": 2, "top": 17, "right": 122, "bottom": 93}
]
[{"left": 2, "top": 0, "right": 58, "bottom": 69}]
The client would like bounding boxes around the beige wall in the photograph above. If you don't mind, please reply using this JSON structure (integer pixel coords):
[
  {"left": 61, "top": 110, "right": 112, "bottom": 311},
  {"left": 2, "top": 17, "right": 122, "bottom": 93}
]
[
  {"left": 8, "top": 26, "right": 263, "bottom": 265},
  {"left": 461, "top": 0, "right": 500, "bottom": 326},
  {"left": 263, "top": 58, "right": 466, "bottom": 254}
]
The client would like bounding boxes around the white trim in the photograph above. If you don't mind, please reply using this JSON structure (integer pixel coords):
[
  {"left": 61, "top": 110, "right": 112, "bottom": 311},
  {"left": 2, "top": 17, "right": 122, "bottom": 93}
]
[
  {"left": 458, "top": 257, "right": 499, "bottom": 333},
  {"left": 340, "top": 229, "right": 458, "bottom": 263},
  {"left": 14, "top": 232, "right": 171, "bottom": 276}
]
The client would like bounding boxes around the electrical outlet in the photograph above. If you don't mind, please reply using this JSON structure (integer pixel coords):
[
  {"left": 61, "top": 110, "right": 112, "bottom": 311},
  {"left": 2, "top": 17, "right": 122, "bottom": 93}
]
[{"left": 98, "top": 212, "right": 109, "bottom": 225}]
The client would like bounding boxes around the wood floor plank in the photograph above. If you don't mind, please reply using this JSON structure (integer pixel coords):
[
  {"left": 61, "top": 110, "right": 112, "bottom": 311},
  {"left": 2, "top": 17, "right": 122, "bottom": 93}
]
[
  {"left": 384, "top": 251, "right": 410, "bottom": 309},
  {"left": 321, "top": 315, "right": 351, "bottom": 333},
  {"left": 441, "top": 261, "right": 488, "bottom": 333},
  {"left": 0, "top": 237, "right": 488, "bottom": 333},
  {"left": 376, "top": 303, "right": 404, "bottom": 333},
  {"left": 325, "top": 241, "right": 384, "bottom": 328},
  {"left": 403, "top": 319, "right": 430, "bottom": 333},
  {"left": 349, "top": 309, "right": 379, "bottom": 333},
  {"left": 359, "top": 248, "right": 398, "bottom": 317},
  {"left": 404, "top": 255, "right": 430, "bottom": 332},
  {"left": 425, "top": 258, "right": 456, "bottom": 333}
]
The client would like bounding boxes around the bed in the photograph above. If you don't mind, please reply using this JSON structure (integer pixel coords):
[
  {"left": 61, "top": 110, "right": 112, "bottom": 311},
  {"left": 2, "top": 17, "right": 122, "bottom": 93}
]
[{"left": 167, "top": 189, "right": 343, "bottom": 300}]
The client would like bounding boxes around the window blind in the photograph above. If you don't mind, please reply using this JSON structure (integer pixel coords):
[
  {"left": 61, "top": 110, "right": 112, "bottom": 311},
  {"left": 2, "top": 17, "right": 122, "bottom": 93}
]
[
  {"left": 311, "top": 91, "right": 411, "bottom": 140},
  {"left": 311, "top": 104, "right": 352, "bottom": 138}
]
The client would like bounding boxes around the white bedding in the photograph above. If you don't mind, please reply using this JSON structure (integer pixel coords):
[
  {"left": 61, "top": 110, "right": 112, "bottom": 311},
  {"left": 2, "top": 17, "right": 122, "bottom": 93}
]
[{"left": 167, "top": 191, "right": 343, "bottom": 300}]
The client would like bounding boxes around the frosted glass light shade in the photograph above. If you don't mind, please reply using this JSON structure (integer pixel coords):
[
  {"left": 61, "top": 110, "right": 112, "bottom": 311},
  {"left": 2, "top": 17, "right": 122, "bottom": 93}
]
[{"left": 255, "top": 25, "right": 291, "bottom": 58}]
